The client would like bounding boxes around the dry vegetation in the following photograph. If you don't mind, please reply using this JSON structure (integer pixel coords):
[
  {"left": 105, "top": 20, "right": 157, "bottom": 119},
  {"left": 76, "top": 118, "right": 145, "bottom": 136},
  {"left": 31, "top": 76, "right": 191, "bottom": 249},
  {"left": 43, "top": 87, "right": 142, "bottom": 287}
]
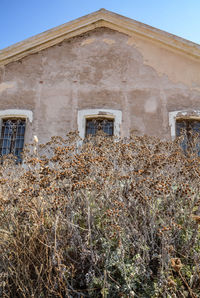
[{"left": 0, "top": 132, "right": 200, "bottom": 297}]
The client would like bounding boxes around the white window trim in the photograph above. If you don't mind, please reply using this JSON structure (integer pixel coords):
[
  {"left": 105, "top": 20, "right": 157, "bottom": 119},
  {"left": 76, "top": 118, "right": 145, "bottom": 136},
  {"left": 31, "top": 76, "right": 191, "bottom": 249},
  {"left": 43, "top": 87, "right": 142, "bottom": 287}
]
[
  {"left": 78, "top": 109, "right": 122, "bottom": 139},
  {"left": 0, "top": 109, "right": 33, "bottom": 122},
  {"left": 169, "top": 110, "right": 200, "bottom": 140},
  {"left": 0, "top": 109, "right": 33, "bottom": 143}
]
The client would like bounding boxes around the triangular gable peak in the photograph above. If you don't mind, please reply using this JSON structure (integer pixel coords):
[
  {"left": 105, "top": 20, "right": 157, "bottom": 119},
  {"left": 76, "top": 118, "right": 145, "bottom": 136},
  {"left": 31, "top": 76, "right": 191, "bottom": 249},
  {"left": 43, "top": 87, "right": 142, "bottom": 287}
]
[{"left": 0, "top": 8, "right": 200, "bottom": 66}]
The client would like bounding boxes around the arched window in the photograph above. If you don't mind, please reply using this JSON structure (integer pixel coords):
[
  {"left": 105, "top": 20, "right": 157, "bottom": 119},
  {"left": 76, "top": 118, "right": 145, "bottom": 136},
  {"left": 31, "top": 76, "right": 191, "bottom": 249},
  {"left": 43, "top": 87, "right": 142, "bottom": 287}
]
[
  {"left": 77, "top": 109, "right": 122, "bottom": 139},
  {"left": 0, "top": 109, "right": 33, "bottom": 162},
  {"left": 169, "top": 110, "right": 200, "bottom": 155},
  {"left": 85, "top": 116, "right": 114, "bottom": 136}
]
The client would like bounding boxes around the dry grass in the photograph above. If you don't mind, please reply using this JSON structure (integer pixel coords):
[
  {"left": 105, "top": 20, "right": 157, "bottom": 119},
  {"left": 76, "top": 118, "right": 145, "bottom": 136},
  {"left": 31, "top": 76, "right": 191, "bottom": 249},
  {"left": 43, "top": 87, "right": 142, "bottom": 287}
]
[{"left": 0, "top": 132, "right": 199, "bottom": 297}]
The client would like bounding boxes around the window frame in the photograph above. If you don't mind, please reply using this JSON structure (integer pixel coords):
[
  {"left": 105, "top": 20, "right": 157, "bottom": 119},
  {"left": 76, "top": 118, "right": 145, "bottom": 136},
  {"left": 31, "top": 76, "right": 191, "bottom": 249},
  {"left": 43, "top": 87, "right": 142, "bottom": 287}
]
[
  {"left": 85, "top": 115, "right": 114, "bottom": 137},
  {"left": 169, "top": 110, "right": 200, "bottom": 140},
  {"left": 77, "top": 109, "right": 122, "bottom": 139},
  {"left": 0, "top": 109, "right": 33, "bottom": 161}
]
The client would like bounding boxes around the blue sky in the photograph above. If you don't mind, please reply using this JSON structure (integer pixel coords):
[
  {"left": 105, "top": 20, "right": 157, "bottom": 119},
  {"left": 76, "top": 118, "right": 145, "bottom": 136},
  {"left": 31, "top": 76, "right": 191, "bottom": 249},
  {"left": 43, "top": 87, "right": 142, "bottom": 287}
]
[{"left": 0, "top": 0, "right": 200, "bottom": 49}]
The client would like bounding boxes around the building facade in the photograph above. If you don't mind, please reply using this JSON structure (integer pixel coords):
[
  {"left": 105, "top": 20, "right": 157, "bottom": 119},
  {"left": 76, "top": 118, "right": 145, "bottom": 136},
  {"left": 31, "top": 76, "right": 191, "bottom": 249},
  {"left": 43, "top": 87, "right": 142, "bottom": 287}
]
[{"left": 0, "top": 9, "right": 200, "bottom": 157}]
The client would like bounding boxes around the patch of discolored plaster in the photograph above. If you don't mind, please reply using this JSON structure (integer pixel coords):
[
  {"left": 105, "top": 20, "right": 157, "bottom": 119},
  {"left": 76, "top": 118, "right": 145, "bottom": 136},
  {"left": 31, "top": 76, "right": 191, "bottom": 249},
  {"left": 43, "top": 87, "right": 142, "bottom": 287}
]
[
  {"left": 0, "top": 81, "right": 16, "bottom": 93},
  {"left": 103, "top": 38, "right": 115, "bottom": 45},
  {"left": 126, "top": 36, "right": 200, "bottom": 88},
  {"left": 144, "top": 97, "right": 157, "bottom": 113},
  {"left": 131, "top": 115, "right": 146, "bottom": 135},
  {"left": 0, "top": 66, "right": 5, "bottom": 82},
  {"left": 126, "top": 37, "right": 136, "bottom": 46},
  {"left": 191, "top": 86, "right": 200, "bottom": 92},
  {"left": 81, "top": 38, "right": 96, "bottom": 46}
]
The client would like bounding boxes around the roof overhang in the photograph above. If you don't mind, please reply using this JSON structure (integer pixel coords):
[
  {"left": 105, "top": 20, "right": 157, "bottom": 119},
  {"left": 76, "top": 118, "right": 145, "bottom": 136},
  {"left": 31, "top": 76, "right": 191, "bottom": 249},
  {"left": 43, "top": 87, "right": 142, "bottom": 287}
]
[{"left": 0, "top": 9, "right": 200, "bottom": 66}]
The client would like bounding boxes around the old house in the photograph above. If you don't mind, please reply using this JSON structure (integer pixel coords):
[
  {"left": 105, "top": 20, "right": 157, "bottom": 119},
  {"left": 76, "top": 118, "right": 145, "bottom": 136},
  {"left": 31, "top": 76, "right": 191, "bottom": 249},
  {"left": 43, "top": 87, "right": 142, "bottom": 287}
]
[{"left": 0, "top": 9, "right": 200, "bottom": 159}]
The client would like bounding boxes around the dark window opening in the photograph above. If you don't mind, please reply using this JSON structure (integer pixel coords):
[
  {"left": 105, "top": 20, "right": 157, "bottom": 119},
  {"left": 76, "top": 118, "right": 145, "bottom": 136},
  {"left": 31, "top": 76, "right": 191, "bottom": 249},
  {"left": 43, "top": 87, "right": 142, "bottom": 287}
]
[
  {"left": 0, "top": 118, "right": 26, "bottom": 162},
  {"left": 176, "top": 119, "right": 200, "bottom": 155},
  {"left": 86, "top": 118, "right": 114, "bottom": 137}
]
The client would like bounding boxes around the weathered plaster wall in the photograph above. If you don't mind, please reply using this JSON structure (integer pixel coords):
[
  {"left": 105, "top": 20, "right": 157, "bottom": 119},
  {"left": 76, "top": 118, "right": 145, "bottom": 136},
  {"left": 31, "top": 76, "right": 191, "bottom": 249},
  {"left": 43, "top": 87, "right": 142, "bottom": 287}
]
[{"left": 0, "top": 27, "right": 200, "bottom": 143}]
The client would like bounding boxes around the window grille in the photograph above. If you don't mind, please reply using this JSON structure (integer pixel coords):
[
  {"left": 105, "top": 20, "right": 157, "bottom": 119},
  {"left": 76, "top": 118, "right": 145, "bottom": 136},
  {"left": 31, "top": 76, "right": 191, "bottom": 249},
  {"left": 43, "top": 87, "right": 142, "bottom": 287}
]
[
  {"left": 0, "top": 119, "right": 26, "bottom": 162},
  {"left": 176, "top": 119, "right": 200, "bottom": 155},
  {"left": 86, "top": 118, "right": 114, "bottom": 136}
]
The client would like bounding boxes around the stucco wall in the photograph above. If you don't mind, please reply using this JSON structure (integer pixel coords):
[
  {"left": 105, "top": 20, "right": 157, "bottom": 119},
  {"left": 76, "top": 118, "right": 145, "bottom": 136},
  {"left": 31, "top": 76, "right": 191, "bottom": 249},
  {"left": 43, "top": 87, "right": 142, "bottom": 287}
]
[{"left": 0, "top": 27, "right": 200, "bottom": 143}]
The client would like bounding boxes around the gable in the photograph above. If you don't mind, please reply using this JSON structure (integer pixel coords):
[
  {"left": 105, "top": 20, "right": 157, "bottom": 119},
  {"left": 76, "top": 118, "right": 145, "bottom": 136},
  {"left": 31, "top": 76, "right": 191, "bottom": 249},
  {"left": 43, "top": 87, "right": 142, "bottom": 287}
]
[
  {"left": 0, "top": 9, "right": 200, "bottom": 67},
  {"left": 1, "top": 25, "right": 200, "bottom": 94}
]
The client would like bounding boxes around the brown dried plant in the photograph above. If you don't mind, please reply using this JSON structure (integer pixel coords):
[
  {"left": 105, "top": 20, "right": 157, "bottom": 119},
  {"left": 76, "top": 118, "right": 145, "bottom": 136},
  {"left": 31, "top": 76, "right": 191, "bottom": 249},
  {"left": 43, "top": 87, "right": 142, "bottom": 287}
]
[{"left": 0, "top": 132, "right": 199, "bottom": 297}]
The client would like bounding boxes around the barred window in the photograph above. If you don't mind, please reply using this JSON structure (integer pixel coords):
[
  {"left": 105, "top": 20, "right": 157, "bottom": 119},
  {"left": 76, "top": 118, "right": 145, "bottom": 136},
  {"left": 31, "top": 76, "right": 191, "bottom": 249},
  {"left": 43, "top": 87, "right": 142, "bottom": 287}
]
[
  {"left": 176, "top": 119, "right": 200, "bottom": 155},
  {"left": 0, "top": 118, "right": 26, "bottom": 162},
  {"left": 85, "top": 118, "right": 114, "bottom": 136}
]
